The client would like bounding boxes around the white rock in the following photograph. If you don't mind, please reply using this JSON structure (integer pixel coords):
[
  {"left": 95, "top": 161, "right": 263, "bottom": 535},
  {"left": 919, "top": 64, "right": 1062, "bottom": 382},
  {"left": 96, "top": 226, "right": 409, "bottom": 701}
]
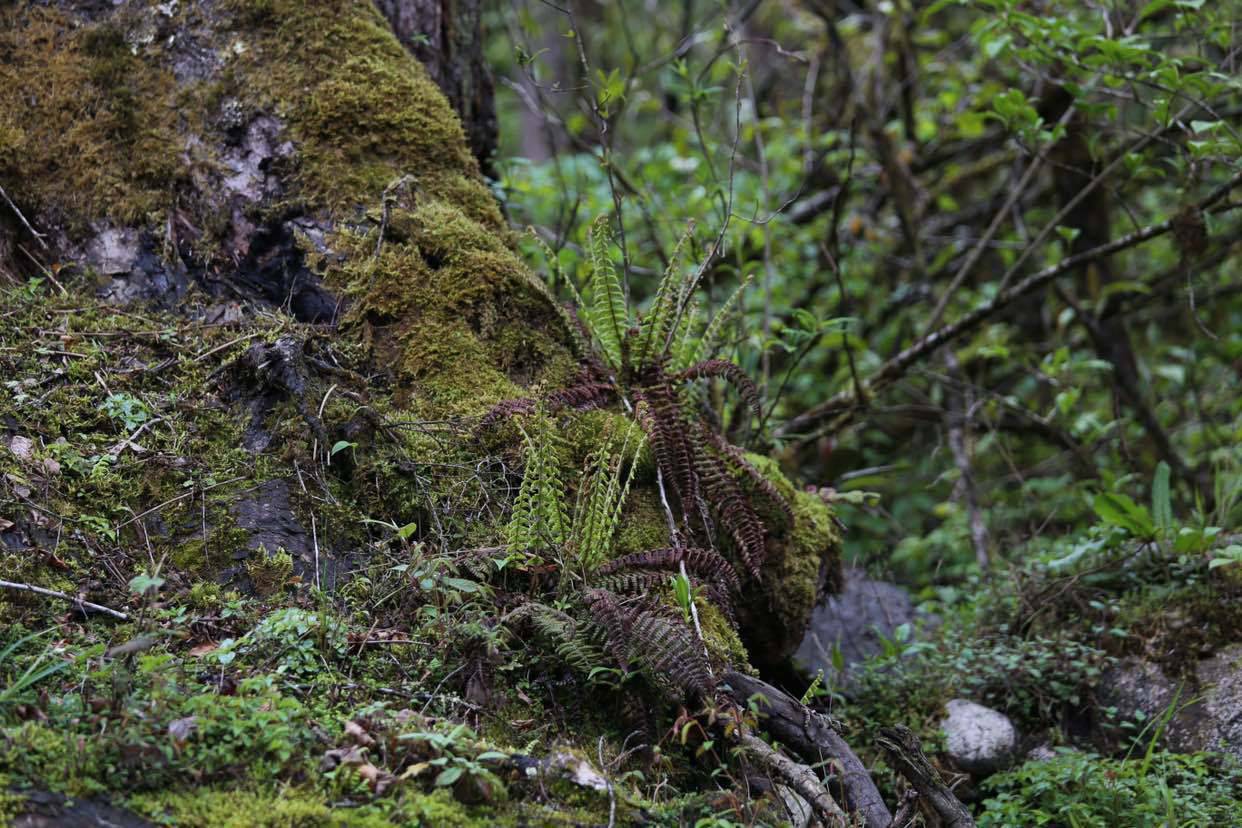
[{"left": 941, "top": 699, "right": 1017, "bottom": 774}]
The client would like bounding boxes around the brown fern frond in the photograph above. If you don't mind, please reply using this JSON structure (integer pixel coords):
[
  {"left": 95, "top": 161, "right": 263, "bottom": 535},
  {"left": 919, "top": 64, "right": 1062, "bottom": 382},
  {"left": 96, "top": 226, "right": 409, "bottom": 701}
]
[
  {"left": 693, "top": 429, "right": 767, "bottom": 579},
  {"left": 634, "top": 382, "right": 698, "bottom": 508},
  {"left": 597, "top": 546, "right": 741, "bottom": 596},
  {"left": 584, "top": 588, "right": 634, "bottom": 670},
  {"left": 590, "top": 570, "right": 672, "bottom": 598},
  {"left": 476, "top": 397, "right": 537, "bottom": 433},
  {"left": 629, "top": 611, "right": 715, "bottom": 698},
  {"left": 675, "top": 359, "right": 762, "bottom": 421},
  {"left": 702, "top": 428, "right": 794, "bottom": 524},
  {"left": 592, "top": 561, "right": 735, "bottom": 624},
  {"left": 546, "top": 382, "right": 615, "bottom": 413}
]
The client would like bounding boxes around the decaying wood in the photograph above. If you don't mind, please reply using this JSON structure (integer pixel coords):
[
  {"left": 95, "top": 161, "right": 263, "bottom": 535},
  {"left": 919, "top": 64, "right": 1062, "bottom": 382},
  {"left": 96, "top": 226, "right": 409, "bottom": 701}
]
[
  {"left": 724, "top": 670, "right": 892, "bottom": 828},
  {"left": 739, "top": 731, "right": 848, "bottom": 827},
  {"left": 877, "top": 725, "right": 976, "bottom": 828}
]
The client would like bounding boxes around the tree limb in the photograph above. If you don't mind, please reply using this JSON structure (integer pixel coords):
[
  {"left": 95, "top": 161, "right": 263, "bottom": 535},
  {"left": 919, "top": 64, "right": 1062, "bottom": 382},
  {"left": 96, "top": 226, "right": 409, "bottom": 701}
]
[
  {"left": 776, "top": 168, "right": 1242, "bottom": 439},
  {"left": 876, "top": 725, "right": 975, "bottom": 828},
  {"left": 0, "top": 579, "right": 129, "bottom": 620},
  {"left": 724, "top": 670, "right": 892, "bottom": 828},
  {"left": 739, "top": 731, "right": 848, "bottom": 827}
]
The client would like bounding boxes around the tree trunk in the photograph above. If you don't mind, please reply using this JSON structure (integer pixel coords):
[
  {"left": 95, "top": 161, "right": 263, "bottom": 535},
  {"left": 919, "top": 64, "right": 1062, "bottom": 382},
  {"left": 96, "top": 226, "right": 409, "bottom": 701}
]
[{"left": 374, "top": 0, "right": 498, "bottom": 174}]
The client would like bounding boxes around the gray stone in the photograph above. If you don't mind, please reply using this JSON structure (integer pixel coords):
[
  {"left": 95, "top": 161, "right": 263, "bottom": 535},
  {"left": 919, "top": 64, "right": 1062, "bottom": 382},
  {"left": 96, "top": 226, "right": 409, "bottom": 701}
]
[
  {"left": 794, "top": 567, "right": 932, "bottom": 682},
  {"left": 1097, "top": 648, "right": 1242, "bottom": 760},
  {"left": 84, "top": 226, "right": 141, "bottom": 276},
  {"left": 941, "top": 699, "right": 1018, "bottom": 775},
  {"left": 1190, "top": 645, "right": 1242, "bottom": 760}
]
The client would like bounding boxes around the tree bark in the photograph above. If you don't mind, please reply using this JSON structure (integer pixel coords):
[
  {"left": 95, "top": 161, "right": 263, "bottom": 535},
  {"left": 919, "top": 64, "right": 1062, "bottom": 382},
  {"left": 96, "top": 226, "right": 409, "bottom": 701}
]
[{"left": 374, "top": 0, "right": 498, "bottom": 174}]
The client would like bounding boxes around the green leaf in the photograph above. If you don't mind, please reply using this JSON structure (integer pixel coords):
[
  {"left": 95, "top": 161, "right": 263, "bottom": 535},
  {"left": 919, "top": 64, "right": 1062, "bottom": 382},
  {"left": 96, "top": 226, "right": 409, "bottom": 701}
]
[
  {"left": 330, "top": 440, "right": 356, "bottom": 457},
  {"left": 1093, "top": 493, "right": 1155, "bottom": 538},
  {"left": 435, "top": 766, "right": 464, "bottom": 787},
  {"left": 475, "top": 751, "right": 508, "bottom": 762},
  {"left": 1151, "top": 462, "right": 1173, "bottom": 537},
  {"left": 128, "top": 573, "right": 166, "bottom": 596}
]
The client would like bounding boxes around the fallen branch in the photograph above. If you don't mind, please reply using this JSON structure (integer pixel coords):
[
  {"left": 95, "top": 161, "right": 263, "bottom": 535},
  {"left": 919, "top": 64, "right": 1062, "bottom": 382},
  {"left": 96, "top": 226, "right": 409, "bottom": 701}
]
[
  {"left": 724, "top": 670, "right": 892, "bottom": 828},
  {"left": 876, "top": 725, "right": 975, "bottom": 828},
  {"left": 0, "top": 183, "right": 49, "bottom": 250},
  {"left": 739, "top": 731, "right": 847, "bottom": 827},
  {"left": 887, "top": 790, "right": 920, "bottom": 828},
  {"left": 0, "top": 579, "right": 128, "bottom": 620}
]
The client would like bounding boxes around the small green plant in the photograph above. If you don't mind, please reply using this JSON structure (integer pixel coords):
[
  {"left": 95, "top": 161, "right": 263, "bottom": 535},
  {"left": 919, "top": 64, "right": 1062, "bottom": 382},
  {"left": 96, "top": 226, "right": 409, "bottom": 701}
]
[
  {"left": 979, "top": 750, "right": 1242, "bottom": 827},
  {"left": 244, "top": 546, "right": 295, "bottom": 596},
  {"left": 0, "top": 630, "right": 70, "bottom": 718},
  {"left": 99, "top": 392, "right": 151, "bottom": 431},
  {"left": 212, "top": 607, "right": 347, "bottom": 677}
]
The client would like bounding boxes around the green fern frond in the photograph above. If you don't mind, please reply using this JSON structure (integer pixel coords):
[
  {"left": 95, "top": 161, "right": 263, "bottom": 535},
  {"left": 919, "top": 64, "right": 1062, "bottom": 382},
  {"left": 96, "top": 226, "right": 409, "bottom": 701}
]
[
  {"left": 505, "top": 419, "right": 569, "bottom": 552},
  {"left": 637, "top": 220, "right": 695, "bottom": 366},
  {"left": 570, "top": 421, "right": 646, "bottom": 571},
  {"left": 506, "top": 601, "right": 606, "bottom": 678},
  {"left": 587, "top": 215, "right": 629, "bottom": 371},
  {"left": 673, "top": 275, "right": 751, "bottom": 371}
]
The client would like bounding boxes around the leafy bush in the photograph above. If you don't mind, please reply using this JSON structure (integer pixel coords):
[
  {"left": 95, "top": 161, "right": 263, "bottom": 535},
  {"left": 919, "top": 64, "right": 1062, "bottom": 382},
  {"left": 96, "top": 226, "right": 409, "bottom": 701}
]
[{"left": 979, "top": 750, "right": 1242, "bottom": 827}]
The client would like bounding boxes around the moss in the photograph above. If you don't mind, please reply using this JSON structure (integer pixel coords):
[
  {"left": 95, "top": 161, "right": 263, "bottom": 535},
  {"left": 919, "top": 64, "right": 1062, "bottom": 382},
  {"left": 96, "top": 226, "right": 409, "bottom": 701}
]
[
  {"left": 612, "top": 489, "right": 672, "bottom": 556},
  {"left": 227, "top": 0, "right": 500, "bottom": 225},
  {"left": 733, "top": 453, "right": 843, "bottom": 666},
  {"left": 697, "top": 601, "right": 749, "bottom": 667},
  {"left": 128, "top": 786, "right": 397, "bottom": 827},
  {"left": 0, "top": 5, "right": 186, "bottom": 230},
  {"left": 246, "top": 546, "right": 295, "bottom": 597},
  {"left": 319, "top": 200, "right": 572, "bottom": 416},
  {"left": 0, "top": 778, "right": 23, "bottom": 825}
]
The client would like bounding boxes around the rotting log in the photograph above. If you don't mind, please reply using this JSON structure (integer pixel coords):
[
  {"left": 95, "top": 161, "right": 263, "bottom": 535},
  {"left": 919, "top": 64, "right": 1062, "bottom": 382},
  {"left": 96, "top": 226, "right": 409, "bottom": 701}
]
[
  {"left": 877, "top": 725, "right": 976, "bottom": 828},
  {"left": 724, "top": 670, "right": 893, "bottom": 828}
]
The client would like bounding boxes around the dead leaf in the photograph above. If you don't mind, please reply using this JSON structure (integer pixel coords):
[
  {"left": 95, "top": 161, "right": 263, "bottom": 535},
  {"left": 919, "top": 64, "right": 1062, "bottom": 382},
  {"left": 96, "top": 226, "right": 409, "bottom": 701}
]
[
  {"left": 188, "top": 642, "right": 219, "bottom": 657},
  {"left": 345, "top": 719, "right": 375, "bottom": 747},
  {"left": 8, "top": 435, "right": 34, "bottom": 460}
]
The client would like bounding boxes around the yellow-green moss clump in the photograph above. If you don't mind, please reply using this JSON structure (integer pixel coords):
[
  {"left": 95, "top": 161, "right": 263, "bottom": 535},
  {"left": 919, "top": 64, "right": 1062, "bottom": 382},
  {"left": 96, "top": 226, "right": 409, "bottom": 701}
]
[
  {"left": 737, "top": 453, "right": 843, "bottom": 665},
  {"left": 228, "top": 0, "right": 577, "bottom": 415},
  {"left": 0, "top": 5, "right": 183, "bottom": 230},
  {"left": 1, "top": 0, "right": 575, "bottom": 418}
]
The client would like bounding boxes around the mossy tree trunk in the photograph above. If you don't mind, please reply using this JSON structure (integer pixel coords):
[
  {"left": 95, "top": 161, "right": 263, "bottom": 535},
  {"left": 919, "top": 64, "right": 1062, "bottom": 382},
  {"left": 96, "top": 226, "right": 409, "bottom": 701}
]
[
  {"left": 0, "top": 3, "right": 850, "bottom": 822},
  {"left": 0, "top": 0, "right": 837, "bottom": 687},
  {"left": 374, "top": 0, "right": 498, "bottom": 173}
]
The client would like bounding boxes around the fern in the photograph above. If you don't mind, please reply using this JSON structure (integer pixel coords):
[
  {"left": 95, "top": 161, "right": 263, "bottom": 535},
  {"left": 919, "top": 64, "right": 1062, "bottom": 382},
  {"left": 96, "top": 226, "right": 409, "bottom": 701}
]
[
  {"left": 675, "top": 275, "right": 751, "bottom": 371},
  {"left": 675, "top": 359, "right": 763, "bottom": 422},
  {"left": 570, "top": 422, "right": 645, "bottom": 570},
  {"left": 597, "top": 546, "right": 741, "bottom": 597},
  {"left": 583, "top": 588, "right": 714, "bottom": 698},
  {"left": 628, "top": 608, "right": 714, "bottom": 697},
  {"left": 636, "top": 220, "right": 695, "bottom": 368},
  {"left": 587, "top": 216, "right": 629, "bottom": 371},
  {"left": 506, "top": 601, "right": 606, "bottom": 677},
  {"left": 505, "top": 417, "right": 569, "bottom": 552}
]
